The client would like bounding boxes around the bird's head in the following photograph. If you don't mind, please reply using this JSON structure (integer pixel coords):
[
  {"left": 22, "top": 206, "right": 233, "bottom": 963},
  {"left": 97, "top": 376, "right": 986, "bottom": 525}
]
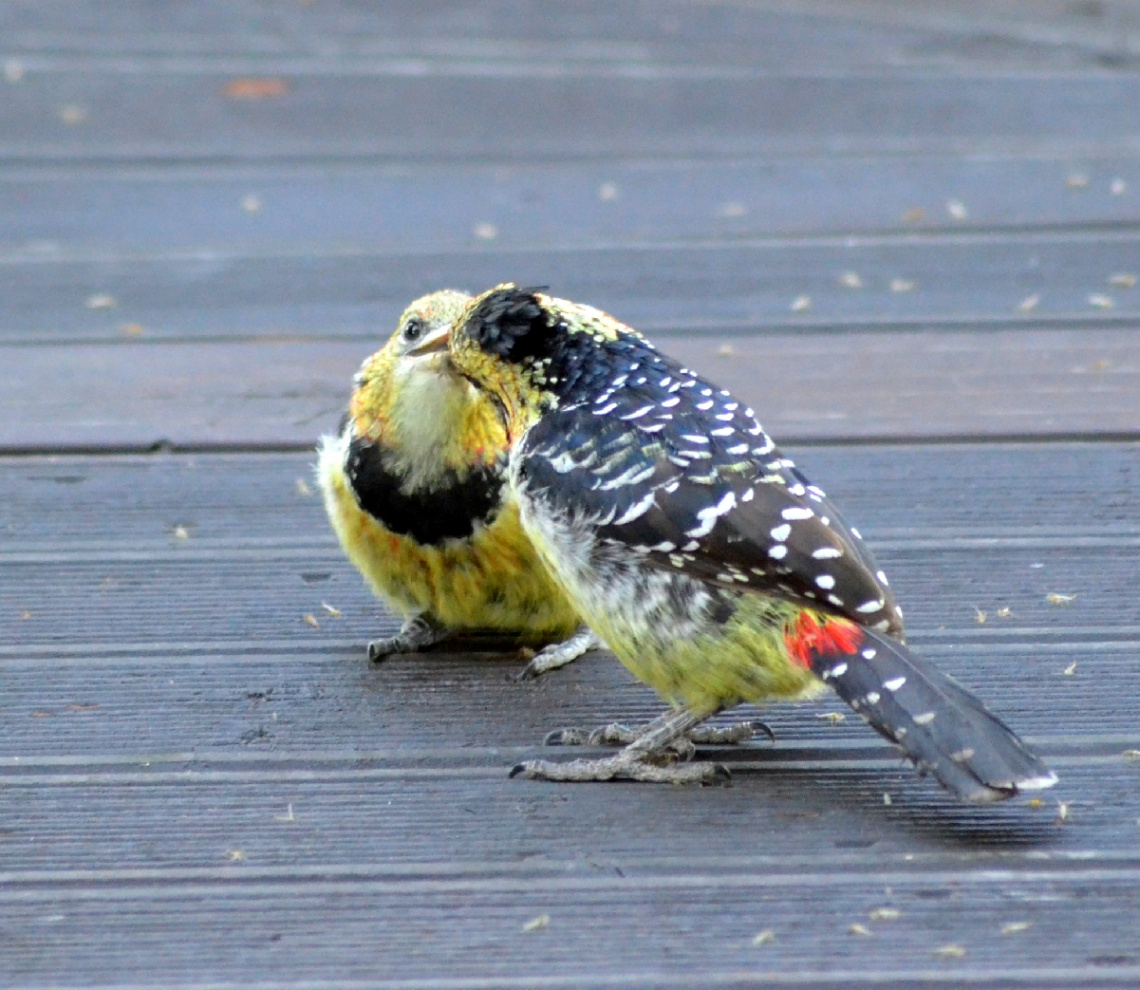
[
  {"left": 347, "top": 289, "right": 507, "bottom": 472},
  {"left": 412, "top": 282, "right": 645, "bottom": 441}
]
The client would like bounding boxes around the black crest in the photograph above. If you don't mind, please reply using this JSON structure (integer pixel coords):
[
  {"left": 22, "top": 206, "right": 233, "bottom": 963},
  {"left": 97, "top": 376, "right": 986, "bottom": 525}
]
[{"left": 464, "top": 286, "right": 553, "bottom": 364}]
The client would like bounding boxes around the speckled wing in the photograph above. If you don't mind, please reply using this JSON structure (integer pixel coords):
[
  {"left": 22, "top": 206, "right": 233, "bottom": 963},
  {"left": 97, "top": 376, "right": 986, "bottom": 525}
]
[{"left": 517, "top": 350, "right": 903, "bottom": 637}]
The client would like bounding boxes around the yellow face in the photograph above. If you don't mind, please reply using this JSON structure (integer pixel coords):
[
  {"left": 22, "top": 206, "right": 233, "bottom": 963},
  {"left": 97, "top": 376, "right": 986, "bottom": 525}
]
[
  {"left": 347, "top": 289, "right": 508, "bottom": 477},
  {"left": 349, "top": 289, "right": 471, "bottom": 441}
]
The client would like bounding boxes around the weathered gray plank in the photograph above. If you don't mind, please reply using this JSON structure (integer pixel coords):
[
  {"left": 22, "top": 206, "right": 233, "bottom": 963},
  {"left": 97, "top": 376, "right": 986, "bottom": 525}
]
[
  {"left": 0, "top": 0, "right": 925, "bottom": 67},
  {"left": 3, "top": 444, "right": 1138, "bottom": 552},
  {"left": 4, "top": 232, "right": 1137, "bottom": 344},
  {"left": 4, "top": 864, "right": 1140, "bottom": 988},
  {"left": 6, "top": 0, "right": 1133, "bottom": 72},
  {"left": 0, "top": 542, "right": 1134, "bottom": 647},
  {"left": 0, "top": 636, "right": 1131, "bottom": 754},
  {"left": 4, "top": 155, "right": 1137, "bottom": 258},
  {"left": 1, "top": 328, "right": 1136, "bottom": 448},
  {"left": 4, "top": 71, "right": 1140, "bottom": 163},
  {"left": 0, "top": 751, "right": 1125, "bottom": 869}
]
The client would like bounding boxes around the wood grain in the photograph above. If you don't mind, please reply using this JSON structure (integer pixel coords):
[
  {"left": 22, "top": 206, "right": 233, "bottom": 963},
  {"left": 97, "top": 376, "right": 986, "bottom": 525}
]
[
  {"left": 4, "top": 71, "right": 1140, "bottom": 163},
  {"left": 4, "top": 155, "right": 1139, "bottom": 259},
  {"left": 1, "top": 328, "right": 1137, "bottom": 449}
]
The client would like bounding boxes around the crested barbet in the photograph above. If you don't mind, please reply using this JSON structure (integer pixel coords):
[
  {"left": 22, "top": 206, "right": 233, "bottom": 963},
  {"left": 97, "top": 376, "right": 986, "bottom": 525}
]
[
  {"left": 316, "top": 289, "right": 601, "bottom": 676},
  {"left": 416, "top": 283, "right": 1058, "bottom": 802}
]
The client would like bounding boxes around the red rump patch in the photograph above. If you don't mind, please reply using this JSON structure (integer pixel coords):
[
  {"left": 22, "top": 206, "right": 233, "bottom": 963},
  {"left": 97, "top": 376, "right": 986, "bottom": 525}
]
[{"left": 785, "top": 611, "right": 864, "bottom": 669}]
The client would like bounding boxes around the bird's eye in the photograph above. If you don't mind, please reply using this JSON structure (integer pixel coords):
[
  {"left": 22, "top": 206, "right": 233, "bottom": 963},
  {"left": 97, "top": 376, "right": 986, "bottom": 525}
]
[{"left": 403, "top": 318, "right": 425, "bottom": 342}]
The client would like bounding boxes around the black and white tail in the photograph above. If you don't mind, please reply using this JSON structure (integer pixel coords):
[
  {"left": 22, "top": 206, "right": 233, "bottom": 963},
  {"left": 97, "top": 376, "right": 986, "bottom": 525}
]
[{"left": 804, "top": 625, "right": 1057, "bottom": 803}]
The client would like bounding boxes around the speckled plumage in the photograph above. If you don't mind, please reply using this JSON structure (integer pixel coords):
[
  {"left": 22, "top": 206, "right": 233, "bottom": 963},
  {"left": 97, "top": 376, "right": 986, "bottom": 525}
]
[
  {"left": 438, "top": 283, "right": 1057, "bottom": 802},
  {"left": 316, "top": 290, "right": 590, "bottom": 669}
]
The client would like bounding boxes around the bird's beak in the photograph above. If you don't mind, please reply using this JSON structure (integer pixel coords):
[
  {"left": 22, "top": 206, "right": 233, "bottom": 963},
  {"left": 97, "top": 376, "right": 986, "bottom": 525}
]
[{"left": 408, "top": 326, "right": 450, "bottom": 357}]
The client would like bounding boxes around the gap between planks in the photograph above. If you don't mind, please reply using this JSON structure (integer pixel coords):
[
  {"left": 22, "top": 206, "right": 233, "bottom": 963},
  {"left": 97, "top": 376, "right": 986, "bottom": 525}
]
[{"left": 4, "top": 863, "right": 1140, "bottom": 901}]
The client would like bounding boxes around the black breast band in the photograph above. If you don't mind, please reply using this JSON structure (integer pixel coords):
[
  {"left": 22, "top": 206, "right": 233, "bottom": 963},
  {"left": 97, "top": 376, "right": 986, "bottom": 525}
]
[{"left": 345, "top": 436, "right": 506, "bottom": 545}]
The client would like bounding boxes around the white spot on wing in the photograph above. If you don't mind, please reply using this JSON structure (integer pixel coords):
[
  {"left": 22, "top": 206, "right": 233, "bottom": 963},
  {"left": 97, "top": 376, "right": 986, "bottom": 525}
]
[
  {"left": 612, "top": 491, "right": 656, "bottom": 525},
  {"left": 782, "top": 507, "right": 813, "bottom": 521},
  {"left": 546, "top": 451, "right": 579, "bottom": 474},
  {"left": 598, "top": 464, "right": 657, "bottom": 491},
  {"left": 685, "top": 490, "right": 736, "bottom": 538},
  {"left": 812, "top": 546, "right": 842, "bottom": 559},
  {"left": 619, "top": 405, "right": 655, "bottom": 421}
]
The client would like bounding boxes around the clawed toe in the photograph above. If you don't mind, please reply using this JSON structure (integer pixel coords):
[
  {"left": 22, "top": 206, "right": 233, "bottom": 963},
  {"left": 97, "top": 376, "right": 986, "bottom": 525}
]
[
  {"left": 543, "top": 727, "right": 589, "bottom": 746},
  {"left": 367, "top": 636, "right": 403, "bottom": 663},
  {"left": 542, "top": 718, "right": 769, "bottom": 749},
  {"left": 367, "top": 615, "right": 449, "bottom": 663},
  {"left": 543, "top": 723, "right": 641, "bottom": 746},
  {"left": 510, "top": 755, "right": 730, "bottom": 786},
  {"left": 514, "top": 626, "right": 605, "bottom": 681},
  {"left": 687, "top": 720, "right": 775, "bottom": 745}
]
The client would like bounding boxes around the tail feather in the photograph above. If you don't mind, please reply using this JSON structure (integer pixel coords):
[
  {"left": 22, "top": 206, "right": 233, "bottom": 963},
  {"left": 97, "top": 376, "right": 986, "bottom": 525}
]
[{"left": 801, "top": 621, "right": 1057, "bottom": 803}]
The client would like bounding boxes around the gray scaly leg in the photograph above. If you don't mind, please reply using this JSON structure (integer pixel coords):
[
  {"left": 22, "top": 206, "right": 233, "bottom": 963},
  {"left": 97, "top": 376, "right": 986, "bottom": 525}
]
[{"left": 367, "top": 614, "right": 449, "bottom": 663}]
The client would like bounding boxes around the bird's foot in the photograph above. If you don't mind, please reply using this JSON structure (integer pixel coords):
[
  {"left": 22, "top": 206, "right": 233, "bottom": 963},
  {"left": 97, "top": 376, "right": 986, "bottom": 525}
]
[
  {"left": 367, "top": 615, "right": 448, "bottom": 663},
  {"left": 544, "top": 719, "right": 771, "bottom": 748},
  {"left": 515, "top": 626, "right": 606, "bottom": 681},
  {"left": 510, "top": 752, "right": 729, "bottom": 786},
  {"left": 518, "top": 706, "right": 736, "bottom": 784}
]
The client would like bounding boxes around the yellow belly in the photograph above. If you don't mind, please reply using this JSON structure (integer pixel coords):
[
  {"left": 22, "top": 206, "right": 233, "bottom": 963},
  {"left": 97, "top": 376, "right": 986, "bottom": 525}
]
[
  {"left": 520, "top": 506, "right": 821, "bottom": 714},
  {"left": 582, "top": 593, "right": 824, "bottom": 716}
]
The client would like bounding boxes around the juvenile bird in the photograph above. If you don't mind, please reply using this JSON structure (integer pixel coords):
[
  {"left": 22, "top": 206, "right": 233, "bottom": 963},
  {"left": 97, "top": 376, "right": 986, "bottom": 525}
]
[
  {"left": 421, "top": 283, "right": 1057, "bottom": 802},
  {"left": 317, "top": 289, "right": 599, "bottom": 676}
]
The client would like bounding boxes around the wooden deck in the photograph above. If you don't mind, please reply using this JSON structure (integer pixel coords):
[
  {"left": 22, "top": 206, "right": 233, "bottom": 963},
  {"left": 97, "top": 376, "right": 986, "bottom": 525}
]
[{"left": 3, "top": 2, "right": 1140, "bottom": 986}]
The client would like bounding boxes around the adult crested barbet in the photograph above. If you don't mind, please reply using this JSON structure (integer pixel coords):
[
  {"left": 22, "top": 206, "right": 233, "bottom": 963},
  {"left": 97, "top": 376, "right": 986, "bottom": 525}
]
[
  {"left": 316, "top": 289, "right": 600, "bottom": 677},
  {"left": 415, "top": 283, "right": 1057, "bottom": 802}
]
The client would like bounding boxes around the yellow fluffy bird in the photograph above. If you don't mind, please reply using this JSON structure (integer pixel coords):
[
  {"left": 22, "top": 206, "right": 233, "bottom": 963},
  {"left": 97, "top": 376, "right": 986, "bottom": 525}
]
[{"left": 317, "top": 289, "right": 599, "bottom": 675}]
